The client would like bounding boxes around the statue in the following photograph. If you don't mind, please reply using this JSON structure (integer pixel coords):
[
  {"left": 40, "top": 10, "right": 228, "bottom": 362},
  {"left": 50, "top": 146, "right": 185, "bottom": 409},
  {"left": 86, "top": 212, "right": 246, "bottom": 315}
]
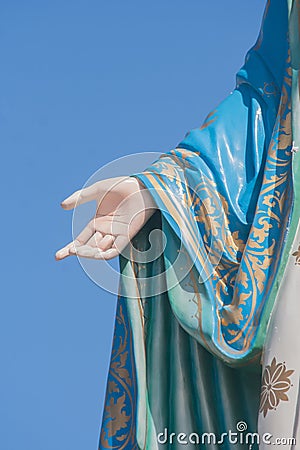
[{"left": 56, "top": 1, "right": 300, "bottom": 448}]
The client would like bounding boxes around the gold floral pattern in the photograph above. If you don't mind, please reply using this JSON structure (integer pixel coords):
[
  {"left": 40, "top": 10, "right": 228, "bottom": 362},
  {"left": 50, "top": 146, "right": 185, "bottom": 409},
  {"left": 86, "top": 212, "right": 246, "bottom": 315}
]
[
  {"left": 292, "top": 244, "right": 300, "bottom": 265},
  {"left": 134, "top": 42, "right": 294, "bottom": 364},
  {"left": 200, "top": 109, "right": 218, "bottom": 130},
  {"left": 262, "top": 81, "right": 279, "bottom": 98},
  {"left": 99, "top": 299, "right": 137, "bottom": 449},
  {"left": 259, "top": 357, "right": 294, "bottom": 417}
]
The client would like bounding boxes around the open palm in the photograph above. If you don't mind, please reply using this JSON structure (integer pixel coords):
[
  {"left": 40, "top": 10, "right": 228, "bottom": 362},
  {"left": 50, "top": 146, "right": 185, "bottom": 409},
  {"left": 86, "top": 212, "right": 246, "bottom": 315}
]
[{"left": 55, "top": 176, "right": 156, "bottom": 261}]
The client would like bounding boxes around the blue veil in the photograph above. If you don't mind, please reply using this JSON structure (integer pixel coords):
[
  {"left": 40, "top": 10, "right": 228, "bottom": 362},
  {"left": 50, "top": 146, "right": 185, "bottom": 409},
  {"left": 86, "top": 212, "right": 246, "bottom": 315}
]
[{"left": 99, "top": 1, "right": 300, "bottom": 448}]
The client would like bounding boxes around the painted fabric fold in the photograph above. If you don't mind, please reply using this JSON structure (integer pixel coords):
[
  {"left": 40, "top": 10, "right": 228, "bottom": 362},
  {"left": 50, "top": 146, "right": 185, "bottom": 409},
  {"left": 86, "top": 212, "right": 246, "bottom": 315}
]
[
  {"left": 99, "top": 213, "right": 262, "bottom": 450},
  {"left": 133, "top": 0, "right": 299, "bottom": 366},
  {"left": 99, "top": 1, "right": 300, "bottom": 449}
]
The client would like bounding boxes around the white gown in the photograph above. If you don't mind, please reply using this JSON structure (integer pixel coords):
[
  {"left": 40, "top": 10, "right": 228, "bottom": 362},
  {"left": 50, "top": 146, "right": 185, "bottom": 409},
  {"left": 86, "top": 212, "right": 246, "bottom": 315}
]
[{"left": 258, "top": 219, "right": 300, "bottom": 449}]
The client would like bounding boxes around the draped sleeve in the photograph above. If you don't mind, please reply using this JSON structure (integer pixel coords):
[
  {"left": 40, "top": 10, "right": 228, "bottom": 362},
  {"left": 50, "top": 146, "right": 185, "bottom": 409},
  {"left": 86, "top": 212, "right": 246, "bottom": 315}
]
[
  {"left": 131, "top": 0, "right": 300, "bottom": 366},
  {"left": 99, "top": 2, "right": 300, "bottom": 449}
]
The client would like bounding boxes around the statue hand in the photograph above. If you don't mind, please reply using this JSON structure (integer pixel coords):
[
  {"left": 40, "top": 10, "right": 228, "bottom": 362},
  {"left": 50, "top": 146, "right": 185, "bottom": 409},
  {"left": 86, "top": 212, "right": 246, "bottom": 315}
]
[{"left": 55, "top": 176, "right": 156, "bottom": 261}]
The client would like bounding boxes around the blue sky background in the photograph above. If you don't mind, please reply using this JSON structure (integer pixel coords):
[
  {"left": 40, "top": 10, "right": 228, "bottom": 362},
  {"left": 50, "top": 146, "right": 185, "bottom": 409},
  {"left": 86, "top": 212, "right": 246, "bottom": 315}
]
[{"left": 0, "top": 1, "right": 265, "bottom": 449}]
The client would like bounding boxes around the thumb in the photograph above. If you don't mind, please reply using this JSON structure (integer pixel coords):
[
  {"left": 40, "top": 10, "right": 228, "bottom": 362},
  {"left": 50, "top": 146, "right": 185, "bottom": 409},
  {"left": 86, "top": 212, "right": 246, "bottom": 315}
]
[{"left": 61, "top": 182, "right": 102, "bottom": 210}]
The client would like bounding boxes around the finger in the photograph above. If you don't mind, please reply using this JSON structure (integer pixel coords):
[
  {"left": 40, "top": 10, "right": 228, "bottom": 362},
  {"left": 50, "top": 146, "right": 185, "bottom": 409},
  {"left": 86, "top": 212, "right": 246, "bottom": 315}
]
[
  {"left": 67, "top": 240, "right": 120, "bottom": 260},
  {"left": 84, "top": 231, "right": 103, "bottom": 248},
  {"left": 69, "top": 243, "right": 100, "bottom": 258},
  {"left": 98, "top": 234, "right": 115, "bottom": 251},
  {"left": 74, "top": 234, "right": 115, "bottom": 256},
  {"left": 55, "top": 235, "right": 89, "bottom": 260},
  {"left": 56, "top": 218, "right": 97, "bottom": 261},
  {"left": 99, "top": 248, "right": 120, "bottom": 260},
  {"left": 69, "top": 243, "right": 109, "bottom": 259},
  {"left": 55, "top": 241, "right": 76, "bottom": 260},
  {"left": 61, "top": 182, "right": 102, "bottom": 210},
  {"left": 75, "top": 219, "right": 97, "bottom": 245}
]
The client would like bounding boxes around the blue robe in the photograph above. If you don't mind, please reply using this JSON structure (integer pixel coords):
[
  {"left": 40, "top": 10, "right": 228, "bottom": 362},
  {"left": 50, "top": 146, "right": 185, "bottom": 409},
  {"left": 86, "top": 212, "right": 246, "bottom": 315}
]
[{"left": 99, "top": 1, "right": 300, "bottom": 448}]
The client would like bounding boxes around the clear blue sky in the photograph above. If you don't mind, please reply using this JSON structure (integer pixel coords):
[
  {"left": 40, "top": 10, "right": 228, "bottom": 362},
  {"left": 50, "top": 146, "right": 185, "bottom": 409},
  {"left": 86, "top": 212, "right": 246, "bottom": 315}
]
[{"left": 0, "top": 1, "right": 265, "bottom": 449}]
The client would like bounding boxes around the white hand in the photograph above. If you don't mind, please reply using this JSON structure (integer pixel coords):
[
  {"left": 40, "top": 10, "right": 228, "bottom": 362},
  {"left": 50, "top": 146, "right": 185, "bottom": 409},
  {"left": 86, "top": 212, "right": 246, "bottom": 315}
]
[{"left": 55, "top": 176, "right": 157, "bottom": 261}]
